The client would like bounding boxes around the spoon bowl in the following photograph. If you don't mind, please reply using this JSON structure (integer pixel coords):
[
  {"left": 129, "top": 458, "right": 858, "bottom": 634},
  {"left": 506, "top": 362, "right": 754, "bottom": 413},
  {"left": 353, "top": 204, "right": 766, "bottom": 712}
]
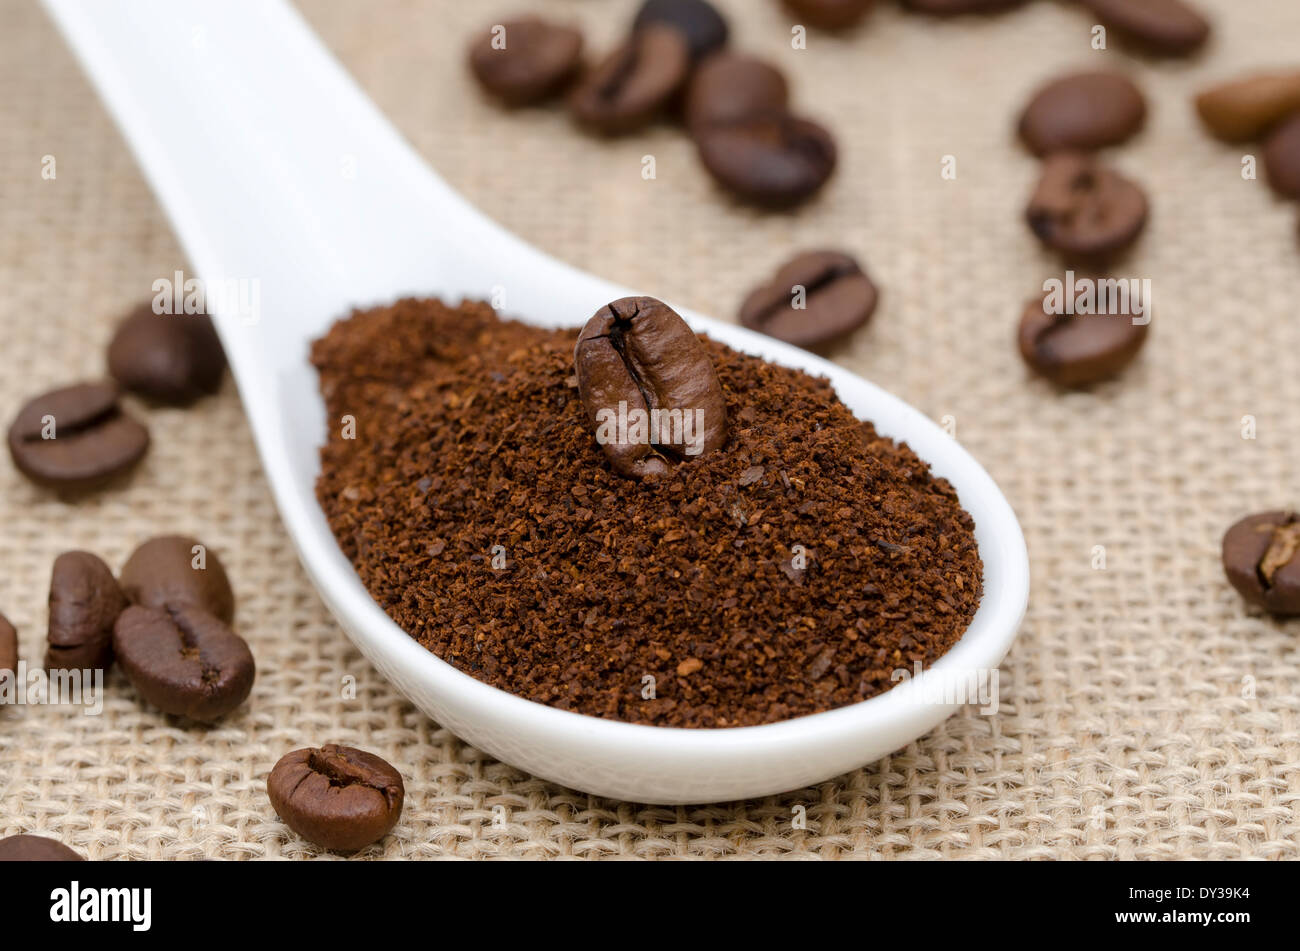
[{"left": 45, "top": 0, "right": 1029, "bottom": 802}]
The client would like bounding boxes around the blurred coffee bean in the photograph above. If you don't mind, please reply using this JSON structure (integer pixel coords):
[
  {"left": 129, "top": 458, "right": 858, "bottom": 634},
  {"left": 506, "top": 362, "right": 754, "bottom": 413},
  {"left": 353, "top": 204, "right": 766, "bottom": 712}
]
[
  {"left": 739, "top": 251, "right": 878, "bottom": 351},
  {"left": 7, "top": 382, "right": 148, "bottom": 492},
  {"left": 0, "top": 612, "right": 16, "bottom": 688},
  {"left": 901, "top": 0, "right": 1027, "bottom": 14},
  {"left": 107, "top": 302, "right": 225, "bottom": 404},
  {"left": 1026, "top": 153, "right": 1148, "bottom": 260},
  {"left": 781, "top": 0, "right": 875, "bottom": 30},
  {"left": 0, "top": 835, "right": 84, "bottom": 861},
  {"left": 1018, "top": 71, "right": 1146, "bottom": 156},
  {"left": 1017, "top": 296, "right": 1148, "bottom": 387},
  {"left": 633, "top": 0, "right": 728, "bottom": 61},
  {"left": 1078, "top": 0, "right": 1210, "bottom": 56},
  {"left": 570, "top": 25, "right": 689, "bottom": 135},
  {"left": 1222, "top": 511, "right": 1300, "bottom": 616},
  {"left": 46, "top": 551, "right": 127, "bottom": 673},
  {"left": 120, "top": 534, "right": 235, "bottom": 624},
  {"left": 1264, "top": 112, "right": 1300, "bottom": 199},
  {"left": 467, "top": 17, "right": 583, "bottom": 107},
  {"left": 696, "top": 112, "right": 836, "bottom": 207},
  {"left": 685, "top": 52, "right": 788, "bottom": 133},
  {"left": 1195, "top": 70, "right": 1300, "bottom": 142},
  {"left": 268, "top": 745, "right": 405, "bottom": 851}
]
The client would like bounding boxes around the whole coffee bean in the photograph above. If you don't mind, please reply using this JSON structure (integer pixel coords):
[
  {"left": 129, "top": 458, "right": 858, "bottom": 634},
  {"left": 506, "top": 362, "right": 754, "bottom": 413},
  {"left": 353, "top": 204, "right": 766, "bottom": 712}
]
[
  {"left": 107, "top": 302, "right": 225, "bottom": 404},
  {"left": 113, "top": 604, "right": 254, "bottom": 722},
  {"left": 1078, "top": 0, "right": 1210, "bottom": 56},
  {"left": 0, "top": 612, "right": 16, "bottom": 687},
  {"left": 685, "top": 52, "right": 788, "bottom": 134},
  {"left": 1195, "top": 70, "right": 1300, "bottom": 142},
  {"left": 901, "top": 0, "right": 1027, "bottom": 14},
  {"left": 467, "top": 17, "right": 583, "bottom": 107},
  {"left": 1018, "top": 71, "right": 1146, "bottom": 156},
  {"left": 633, "top": 0, "right": 728, "bottom": 61},
  {"left": 267, "top": 745, "right": 405, "bottom": 851},
  {"left": 0, "top": 835, "right": 84, "bottom": 861},
  {"left": 1222, "top": 512, "right": 1300, "bottom": 616},
  {"left": 739, "top": 251, "right": 879, "bottom": 351},
  {"left": 46, "top": 551, "right": 127, "bottom": 673},
  {"left": 1026, "top": 153, "right": 1148, "bottom": 260},
  {"left": 1017, "top": 297, "right": 1148, "bottom": 387},
  {"left": 781, "top": 0, "right": 874, "bottom": 31},
  {"left": 120, "top": 534, "right": 235, "bottom": 624},
  {"left": 695, "top": 112, "right": 837, "bottom": 208},
  {"left": 1264, "top": 112, "right": 1300, "bottom": 199},
  {"left": 7, "top": 382, "right": 149, "bottom": 492},
  {"left": 569, "top": 25, "right": 689, "bottom": 135},
  {"left": 574, "top": 297, "right": 728, "bottom": 480}
]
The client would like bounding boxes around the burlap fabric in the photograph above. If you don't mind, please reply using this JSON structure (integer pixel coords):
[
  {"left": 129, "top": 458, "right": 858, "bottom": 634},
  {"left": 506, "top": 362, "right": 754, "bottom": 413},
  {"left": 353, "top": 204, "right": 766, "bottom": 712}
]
[{"left": 2, "top": 0, "right": 1298, "bottom": 859}]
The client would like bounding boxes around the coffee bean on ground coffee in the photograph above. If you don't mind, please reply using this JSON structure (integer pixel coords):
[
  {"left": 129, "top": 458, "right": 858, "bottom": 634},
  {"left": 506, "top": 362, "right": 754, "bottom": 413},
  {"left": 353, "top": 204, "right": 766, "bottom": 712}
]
[
  {"left": 1026, "top": 152, "right": 1148, "bottom": 260},
  {"left": 107, "top": 302, "right": 226, "bottom": 405},
  {"left": 1222, "top": 511, "right": 1300, "bottom": 616},
  {"left": 1195, "top": 70, "right": 1300, "bottom": 142},
  {"left": 46, "top": 550, "right": 127, "bottom": 673},
  {"left": 1078, "top": 0, "right": 1210, "bottom": 56},
  {"left": 684, "top": 52, "right": 788, "bottom": 134},
  {"left": 569, "top": 24, "right": 689, "bottom": 135},
  {"left": 1017, "top": 297, "right": 1149, "bottom": 387},
  {"left": 1264, "top": 112, "right": 1300, "bottom": 199},
  {"left": 1018, "top": 71, "right": 1146, "bottom": 156},
  {"left": 0, "top": 835, "right": 84, "bottom": 862},
  {"left": 268, "top": 745, "right": 405, "bottom": 851},
  {"left": 739, "top": 250, "right": 878, "bottom": 351},
  {"left": 633, "top": 0, "right": 728, "bottom": 61},
  {"left": 467, "top": 17, "right": 584, "bottom": 107},
  {"left": 7, "top": 382, "right": 149, "bottom": 491},
  {"left": 0, "top": 612, "right": 16, "bottom": 688},
  {"left": 782, "top": 0, "right": 875, "bottom": 31},
  {"left": 120, "top": 534, "right": 235, "bottom": 624},
  {"left": 312, "top": 298, "right": 982, "bottom": 728},
  {"left": 695, "top": 112, "right": 837, "bottom": 208},
  {"left": 113, "top": 604, "right": 255, "bottom": 721}
]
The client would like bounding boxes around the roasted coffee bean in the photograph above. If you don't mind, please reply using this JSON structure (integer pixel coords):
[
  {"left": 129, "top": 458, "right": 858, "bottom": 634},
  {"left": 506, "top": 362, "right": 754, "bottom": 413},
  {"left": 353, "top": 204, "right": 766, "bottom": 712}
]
[
  {"left": 7, "top": 382, "right": 148, "bottom": 492},
  {"left": 739, "top": 251, "right": 878, "bottom": 351},
  {"left": 46, "top": 551, "right": 127, "bottom": 673},
  {"left": 1264, "top": 112, "right": 1300, "bottom": 199},
  {"left": 1078, "top": 0, "right": 1210, "bottom": 56},
  {"left": 781, "top": 0, "right": 874, "bottom": 30},
  {"left": 1017, "top": 297, "right": 1148, "bottom": 387},
  {"left": 901, "top": 0, "right": 1027, "bottom": 14},
  {"left": 569, "top": 25, "right": 689, "bottom": 135},
  {"left": 467, "top": 16, "right": 583, "bottom": 107},
  {"left": 120, "top": 534, "right": 235, "bottom": 624},
  {"left": 0, "top": 835, "right": 84, "bottom": 861},
  {"left": 106, "top": 302, "right": 225, "bottom": 404},
  {"left": 0, "top": 612, "right": 16, "bottom": 688},
  {"left": 1195, "top": 70, "right": 1300, "bottom": 142},
  {"left": 1026, "top": 153, "right": 1148, "bottom": 260},
  {"left": 1018, "top": 71, "right": 1146, "bottom": 156},
  {"left": 113, "top": 604, "right": 254, "bottom": 722},
  {"left": 695, "top": 112, "right": 836, "bottom": 208},
  {"left": 1222, "top": 511, "right": 1300, "bottom": 616},
  {"left": 574, "top": 297, "right": 727, "bottom": 480},
  {"left": 684, "top": 52, "right": 788, "bottom": 134},
  {"left": 267, "top": 745, "right": 405, "bottom": 851},
  {"left": 633, "top": 0, "right": 728, "bottom": 61}
]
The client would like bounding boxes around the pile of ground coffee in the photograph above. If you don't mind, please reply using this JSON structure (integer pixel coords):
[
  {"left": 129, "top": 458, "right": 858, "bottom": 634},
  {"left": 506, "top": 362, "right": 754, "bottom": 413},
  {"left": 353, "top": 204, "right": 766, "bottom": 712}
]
[{"left": 312, "top": 299, "right": 983, "bottom": 728}]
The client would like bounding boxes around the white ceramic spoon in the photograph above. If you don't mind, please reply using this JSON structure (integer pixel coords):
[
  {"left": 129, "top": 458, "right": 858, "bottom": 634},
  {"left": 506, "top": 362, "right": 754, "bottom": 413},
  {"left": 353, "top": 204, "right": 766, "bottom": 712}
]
[{"left": 43, "top": 0, "right": 1028, "bottom": 804}]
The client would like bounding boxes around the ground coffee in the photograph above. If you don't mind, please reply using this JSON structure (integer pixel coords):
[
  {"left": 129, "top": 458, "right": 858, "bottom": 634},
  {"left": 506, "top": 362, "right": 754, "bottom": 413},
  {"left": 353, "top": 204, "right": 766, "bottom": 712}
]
[{"left": 312, "top": 298, "right": 982, "bottom": 728}]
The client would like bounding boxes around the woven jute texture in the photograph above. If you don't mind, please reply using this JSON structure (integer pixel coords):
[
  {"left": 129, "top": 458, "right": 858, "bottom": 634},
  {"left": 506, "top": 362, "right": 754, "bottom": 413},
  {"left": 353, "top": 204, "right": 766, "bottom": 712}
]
[{"left": 2, "top": 0, "right": 1299, "bottom": 859}]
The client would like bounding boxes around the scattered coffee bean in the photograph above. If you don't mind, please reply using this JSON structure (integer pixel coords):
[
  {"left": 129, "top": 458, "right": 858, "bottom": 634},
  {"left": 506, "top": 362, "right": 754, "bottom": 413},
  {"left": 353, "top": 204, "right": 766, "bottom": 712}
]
[
  {"left": 1018, "top": 71, "right": 1146, "bottom": 156},
  {"left": 113, "top": 604, "right": 254, "bottom": 722},
  {"left": 782, "top": 0, "right": 875, "bottom": 31},
  {"left": 1026, "top": 153, "right": 1148, "bottom": 260},
  {"left": 1223, "top": 512, "right": 1300, "bottom": 616},
  {"left": 696, "top": 112, "right": 837, "bottom": 207},
  {"left": 574, "top": 296, "right": 728, "bottom": 480},
  {"left": 467, "top": 16, "right": 583, "bottom": 107},
  {"left": 7, "top": 382, "right": 149, "bottom": 492},
  {"left": 46, "top": 551, "right": 127, "bottom": 673},
  {"left": 119, "top": 534, "right": 235, "bottom": 624},
  {"left": 1264, "top": 112, "right": 1300, "bottom": 199},
  {"left": 684, "top": 52, "right": 788, "bottom": 134},
  {"left": 1017, "top": 297, "right": 1148, "bottom": 387},
  {"left": 1078, "top": 0, "right": 1210, "bottom": 56},
  {"left": 267, "top": 745, "right": 404, "bottom": 851},
  {"left": 569, "top": 24, "right": 689, "bottom": 135},
  {"left": 1195, "top": 70, "right": 1300, "bottom": 142},
  {"left": 739, "top": 250, "right": 878, "bottom": 351},
  {"left": 0, "top": 612, "right": 16, "bottom": 688},
  {"left": 0, "top": 834, "right": 84, "bottom": 861},
  {"left": 901, "top": 0, "right": 1027, "bottom": 14},
  {"left": 106, "top": 302, "right": 226, "bottom": 405},
  {"left": 633, "top": 0, "right": 728, "bottom": 61}
]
